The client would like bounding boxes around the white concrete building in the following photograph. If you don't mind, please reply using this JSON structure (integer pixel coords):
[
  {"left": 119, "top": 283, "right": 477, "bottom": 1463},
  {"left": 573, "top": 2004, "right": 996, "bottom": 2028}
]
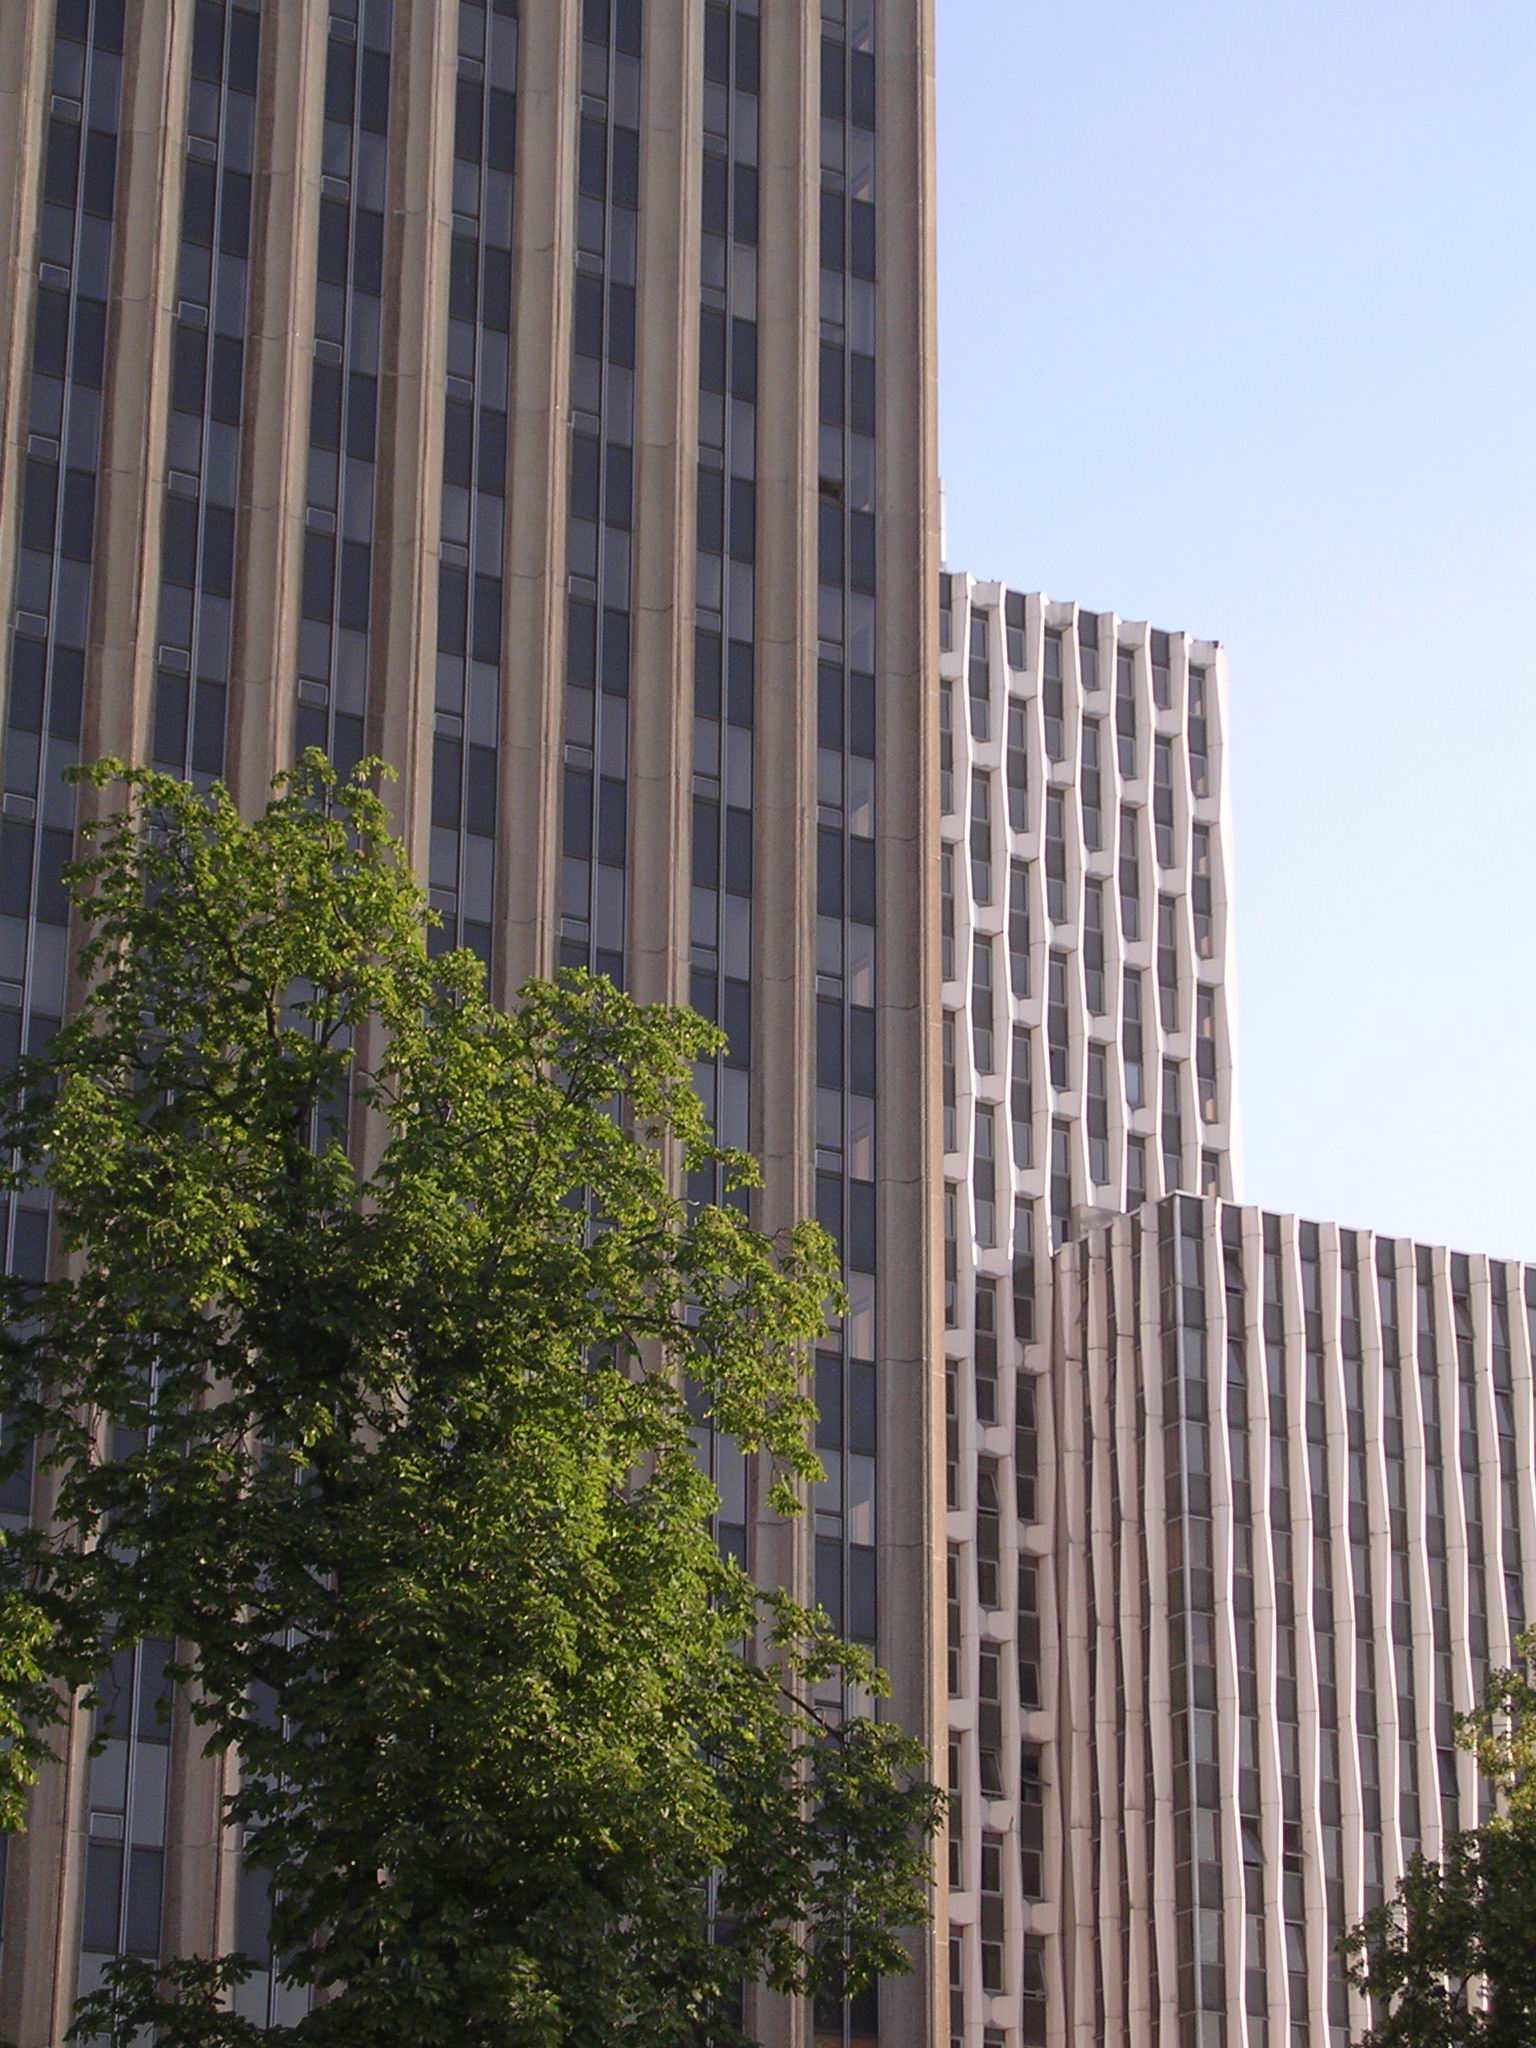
[
  {"left": 939, "top": 572, "right": 1238, "bottom": 2046},
  {"left": 1054, "top": 1198, "right": 1536, "bottom": 2048}
]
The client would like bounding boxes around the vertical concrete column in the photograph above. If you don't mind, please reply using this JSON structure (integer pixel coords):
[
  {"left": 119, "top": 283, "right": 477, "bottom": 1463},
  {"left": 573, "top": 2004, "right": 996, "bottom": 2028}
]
[
  {"left": 624, "top": 0, "right": 703, "bottom": 1011},
  {"left": 84, "top": 1, "right": 193, "bottom": 769},
  {"left": 494, "top": 3, "right": 578, "bottom": 1001},
  {"left": 872, "top": 2, "right": 944, "bottom": 2044},
  {"left": 225, "top": 0, "right": 328, "bottom": 814},
  {"left": 0, "top": 0, "right": 51, "bottom": 671},
  {"left": 370, "top": 0, "right": 455, "bottom": 867},
  {"left": 744, "top": 15, "right": 819, "bottom": 2041}
]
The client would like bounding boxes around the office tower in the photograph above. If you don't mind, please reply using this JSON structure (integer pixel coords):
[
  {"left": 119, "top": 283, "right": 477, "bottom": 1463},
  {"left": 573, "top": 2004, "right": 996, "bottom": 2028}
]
[
  {"left": 0, "top": 4, "right": 942, "bottom": 2043},
  {"left": 1054, "top": 1199, "right": 1536, "bottom": 2048},
  {"left": 938, "top": 571, "right": 1236, "bottom": 2046}
]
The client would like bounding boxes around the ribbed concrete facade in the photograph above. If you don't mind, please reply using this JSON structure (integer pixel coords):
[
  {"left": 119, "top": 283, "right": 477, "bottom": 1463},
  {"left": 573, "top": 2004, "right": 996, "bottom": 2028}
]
[
  {"left": 939, "top": 573, "right": 1235, "bottom": 2048},
  {"left": 0, "top": 4, "right": 942, "bottom": 2043},
  {"left": 1055, "top": 1199, "right": 1536, "bottom": 2048}
]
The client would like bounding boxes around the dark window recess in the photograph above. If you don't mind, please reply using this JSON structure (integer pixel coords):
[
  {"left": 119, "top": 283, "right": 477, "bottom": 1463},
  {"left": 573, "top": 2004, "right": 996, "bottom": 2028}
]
[
  {"left": 471, "top": 576, "right": 502, "bottom": 665},
  {"left": 200, "top": 504, "right": 235, "bottom": 597},
  {"left": 21, "top": 458, "right": 58, "bottom": 551},
  {"left": 345, "top": 373, "right": 377, "bottom": 460},
  {"left": 338, "top": 541, "right": 371, "bottom": 631},
  {"left": 477, "top": 408, "right": 507, "bottom": 495},
  {"left": 448, "top": 235, "right": 478, "bottom": 323},
  {"left": 352, "top": 209, "right": 384, "bottom": 295},
  {"left": 311, "top": 360, "right": 344, "bottom": 451},
  {"left": 732, "top": 161, "right": 758, "bottom": 244},
  {"left": 465, "top": 746, "right": 497, "bottom": 837},
  {"left": 567, "top": 598, "right": 597, "bottom": 685},
  {"left": 60, "top": 469, "right": 97, "bottom": 561},
  {"left": 574, "top": 272, "right": 605, "bottom": 360},
  {"left": 699, "top": 307, "right": 726, "bottom": 392},
  {"left": 816, "top": 998, "right": 842, "bottom": 1091},
  {"left": 849, "top": 199, "right": 876, "bottom": 279},
  {"left": 727, "top": 640, "right": 754, "bottom": 725},
  {"left": 725, "top": 807, "right": 752, "bottom": 896},
  {"left": 572, "top": 434, "right": 602, "bottom": 521},
  {"left": 701, "top": 153, "right": 728, "bottom": 237},
  {"left": 816, "top": 826, "right": 843, "bottom": 918},
  {"left": 848, "top": 1007, "right": 876, "bottom": 1096},
  {"left": 849, "top": 352, "right": 876, "bottom": 436},
  {"left": 696, "top": 466, "right": 725, "bottom": 553},
  {"left": 607, "top": 282, "right": 636, "bottom": 367},
  {"left": 728, "top": 479, "right": 755, "bottom": 562},
  {"left": 316, "top": 198, "right": 349, "bottom": 286},
  {"left": 442, "top": 398, "right": 473, "bottom": 486},
  {"left": 437, "top": 564, "right": 468, "bottom": 656},
  {"left": 849, "top": 1546, "right": 877, "bottom": 1639},
  {"left": 600, "top": 608, "right": 630, "bottom": 695},
  {"left": 597, "top": 776, "right": 627, "bottom": 866},
  {"left": 692, "top": 798, "right": 720, "bottom": 889},
  {"left": 191, "top": 679, "right": 225, "bottom": 777},
  {"left": 562, "top": 764, "right": 593, "bottom": 858},
  {"left": 163, "top": 495, "right": 200, "bottom": 588},
  {"left": 209, "top": 335, "right": 243, "bottom": 424},
  {"left": 729, "top": 317, "right": 757, "bottom": 402},
  {"left": 481, "top": 245, "right": 512, "bottom": 331},
  {"left": 722, "top": 977, "right": 751, "bottom": 1070},
  {"left": 848, "top": 837, "right": 876, "bottom": 924},
  {"left": 848, "top": 1183, "right": 876, "bottom": 1275},
  {"left": 218, "top": 167, "right": 251, "bottom": 256},
  {"left": 71, "top": 296, "right": 106, "bottom": 388}
]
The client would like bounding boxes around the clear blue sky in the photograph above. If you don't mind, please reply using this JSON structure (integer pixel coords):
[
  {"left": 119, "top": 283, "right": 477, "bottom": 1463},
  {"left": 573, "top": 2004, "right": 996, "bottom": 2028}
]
[{"left": 937, "top": 0, "right": 1536, "bottom": 1261}]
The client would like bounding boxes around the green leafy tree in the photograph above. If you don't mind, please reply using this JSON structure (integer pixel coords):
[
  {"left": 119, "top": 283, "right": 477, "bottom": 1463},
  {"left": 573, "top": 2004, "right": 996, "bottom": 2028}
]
[
  {"left": 1343, "top": 1630, "right": 1536, "bottom": 2046},
  {"left": 0, "top": 758, "right": 941, "bottom": 2048}
]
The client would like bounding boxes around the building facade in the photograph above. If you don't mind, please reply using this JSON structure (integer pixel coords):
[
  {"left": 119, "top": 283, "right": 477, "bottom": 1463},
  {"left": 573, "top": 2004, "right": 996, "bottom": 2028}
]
[
  {"left": 0, "top": 3, "right": 943, "bottom": 2043},
  {"left": 1054, "top": 1198, "right": 1536, "bottom": 2048},
  {"left": 938, "top": 571, "right": 1237, "bottom": 2048}
]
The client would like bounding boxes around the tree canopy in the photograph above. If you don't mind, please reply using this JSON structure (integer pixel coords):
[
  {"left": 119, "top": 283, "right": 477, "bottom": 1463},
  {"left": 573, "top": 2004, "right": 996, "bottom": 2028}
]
[
  {"left": 0, "top": 757, "right": 940, "bottom": 2047},
  {"left": 1343, "top": 1630, "right": 1536, "bottom": 2047}
]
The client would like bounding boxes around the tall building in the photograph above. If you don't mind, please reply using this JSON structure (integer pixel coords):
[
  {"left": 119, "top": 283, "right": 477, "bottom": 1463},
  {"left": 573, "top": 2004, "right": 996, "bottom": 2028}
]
[
  {"left": 938, "top": 571, "right": 1236, "bottom": 2046},
  {"left": 940, "top": 566, "right": 1535, "bottom": 2048},
  {"left": 1054, "top": 1200, "right": 1536, "bottom": 2048},
  {"left": 0, "top": 4, "right": 943, "bottom": 2043}
]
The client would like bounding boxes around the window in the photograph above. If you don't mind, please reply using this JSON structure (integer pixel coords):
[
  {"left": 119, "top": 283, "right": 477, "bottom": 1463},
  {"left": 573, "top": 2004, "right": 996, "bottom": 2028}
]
[
  {"left": 1047, "top": 953, "right": 1068, "bottom": 1088},
  {"left": 1045, "top": 792, "right": 1067, "bottom": 924},
  {"left": 1084, "top": 879, "right": 1106, "bottom": 1014},
  {"left": 944, "top": 1184, "right": 958, "bottom": 1327},
  {"left": 1153, "top": 738, "right": 1175, "bottom": 865},
  {"left": 1077, "top": 609, "right": 1100, "bottom": 692},
  {"left": 1157, "top": 896, "right": 1179, "bottom": 1030},
  {"left": 1013, "top": 1199, "right": 1036, "bottom": 1345},
  {"left": 1151, "top": 627, "right": 1171, "bottom": 709},
  {"left": 970, "top": 771, "right": 992, "bottom": 906},
  {"left": 1123, "top": 969, "right": 1144, "bottom": 1108},
  {"left": 1005, "top": 588, "right": 1026, "bottom": 670},
  {"left": 940, "top": 847, "right": 955, "bottom": 983},
  {"left": 968, "top": 608, "right": 990, "bottom": 739},
  {"left": 938, "top": 570, "right": 953, "bottom": 653},
  {"left": 1008, "top": 858, "right": 1030, "bottom": 998},
  {"left": 1188, "top": 663, "right": 1210, "bottom": 794},
  {"left": 1115, "top": 642, "right": 1136, "bottom": 777},
  {"left": 980, "top": 1830, "right": 1004, "bottom": 1990},
  {"left": 1019, "top": 1742, "right": 1044, "bottom": 1895},
  {"left": 1119, "top": 804, "right": 1140, "bottom": 941},
  {"left": 1011, "top": 1024, "right": 1033, "bottom": 1171},
  {"left": 1081, "top": 717, "right": 1102, "bottom": 850},
  {"left": 1050, "top": 1119, "right": 1071, "bottom": 1244},
  {"left": 1127, "top": 1134, "right": 1147, "bottom": 1210},
  {"left": 975, "top": 1279, "right": 998, "bottom": 1424},
  {"left": 1162, "top": 1059, "right": 1184, "bottom": 1192},
  {"left": 1006, "top": 698, "right": 1028, "bottom": 831},
  {"left": 974, "top": 1103, "right": 997, "bottom": 1247},
  {"left": 942, "top": 1011, "right": 957, "bottom": 1152},
  {"left": 939, "top": 681, "right": 954, "bottom": 815},
  {"left": 976, "top": 1464, "right": 1001, "bottom": 1608},
  {"left": 971, "top": 937, "right": 994, "bottom": 1073},
  {"left": 1192, "top": 822, "right": 1214, "bottom": 957},
  {"left": 1087, "top": 1045, "right": 1110, "bottom": 1186},
  {"left": 946, "top": 1556, "right": 962, "bottom": 1699},
  {"left": 1043, "top": 631, "right": 1064, "bottom": 760},
  {"left": 1197, "top": 984, "right": 1218, "bottom": 1121}
]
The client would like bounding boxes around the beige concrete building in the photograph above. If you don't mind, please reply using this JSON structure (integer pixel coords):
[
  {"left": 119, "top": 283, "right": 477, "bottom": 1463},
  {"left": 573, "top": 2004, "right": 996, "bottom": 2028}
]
[{"left": 0, "top": 2, "right": 942, "bottom": 2042}]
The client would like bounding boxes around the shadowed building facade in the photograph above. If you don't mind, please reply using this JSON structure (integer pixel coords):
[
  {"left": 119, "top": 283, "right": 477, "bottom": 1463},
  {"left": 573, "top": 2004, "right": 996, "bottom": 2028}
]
[{"left": 0, "top": 3, "right": 942, "bottom": 2042}]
